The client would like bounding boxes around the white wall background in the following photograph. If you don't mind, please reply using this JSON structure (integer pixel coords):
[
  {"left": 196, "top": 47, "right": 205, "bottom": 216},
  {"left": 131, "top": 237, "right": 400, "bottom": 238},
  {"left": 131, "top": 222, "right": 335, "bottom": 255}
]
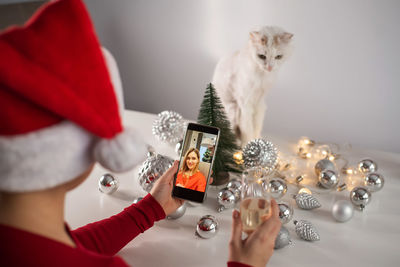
[{"left": 83, "top": 0, "right": 400, "bottom": 153}]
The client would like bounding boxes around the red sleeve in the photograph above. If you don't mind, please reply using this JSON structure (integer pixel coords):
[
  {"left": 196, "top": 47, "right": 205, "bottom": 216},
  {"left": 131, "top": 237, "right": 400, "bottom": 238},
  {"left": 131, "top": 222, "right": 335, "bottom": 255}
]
[
  {"left": 227, "top": 261, "right": 253, "bottom": 267},
  {"left": 71, "top": 193, "right": 165, "bottom": 256}
]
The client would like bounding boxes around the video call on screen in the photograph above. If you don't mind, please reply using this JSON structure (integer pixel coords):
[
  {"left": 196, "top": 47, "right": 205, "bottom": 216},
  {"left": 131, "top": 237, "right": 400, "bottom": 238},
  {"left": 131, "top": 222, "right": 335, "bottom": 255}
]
[{"left": 175, "top": 130, "right": 217, "bottom": 192}]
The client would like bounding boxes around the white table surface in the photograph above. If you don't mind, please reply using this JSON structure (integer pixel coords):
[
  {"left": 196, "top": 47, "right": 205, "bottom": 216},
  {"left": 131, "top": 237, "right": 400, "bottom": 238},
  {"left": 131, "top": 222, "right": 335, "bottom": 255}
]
[{"left": 66, "top": 110, "right": 400, "bottom": 267}]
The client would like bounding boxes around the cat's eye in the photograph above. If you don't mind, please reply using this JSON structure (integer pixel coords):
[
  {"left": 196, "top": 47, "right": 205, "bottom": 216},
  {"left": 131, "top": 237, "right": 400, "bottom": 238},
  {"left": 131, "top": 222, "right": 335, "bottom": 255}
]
[
  {"left": 275, "top": 55, "right": 283, "bottom": 60},
  {"left": 258, "top": 54, "right": 266, "bottom": 60}
]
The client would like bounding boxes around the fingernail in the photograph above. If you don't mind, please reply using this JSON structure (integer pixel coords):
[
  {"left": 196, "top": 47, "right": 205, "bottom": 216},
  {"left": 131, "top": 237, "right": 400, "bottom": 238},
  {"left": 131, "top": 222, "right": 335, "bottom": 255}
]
[{"left": 232, "top": 209, "right": 239, "bottom": 218}]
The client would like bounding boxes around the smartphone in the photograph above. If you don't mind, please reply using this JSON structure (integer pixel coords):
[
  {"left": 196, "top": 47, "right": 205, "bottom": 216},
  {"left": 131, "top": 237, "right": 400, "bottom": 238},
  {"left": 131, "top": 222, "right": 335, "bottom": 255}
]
[{"left": 172, "top": 123, "right": 220, "bottom": 203}]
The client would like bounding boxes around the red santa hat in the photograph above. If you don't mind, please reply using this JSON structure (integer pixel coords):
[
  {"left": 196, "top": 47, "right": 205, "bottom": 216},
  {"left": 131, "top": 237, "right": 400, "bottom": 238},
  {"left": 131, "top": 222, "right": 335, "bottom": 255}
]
[{"left": 0, "top": 0, "right": 147, "bottom": 192}]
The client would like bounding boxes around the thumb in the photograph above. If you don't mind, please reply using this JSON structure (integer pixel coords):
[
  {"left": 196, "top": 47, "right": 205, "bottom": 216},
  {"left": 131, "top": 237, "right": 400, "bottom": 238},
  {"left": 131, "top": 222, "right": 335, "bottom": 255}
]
[
  {"left": 270, "top": 199, "right": 280, "bottom": 220},
  {"left": 162, "top": 161, "right": 179, "bottom": 182},
  {"left": 230, "top": 209, "right": 243, "bottom": 247},
  {"left": 169, "top": 160, "right": 179, "bottom": 172}
]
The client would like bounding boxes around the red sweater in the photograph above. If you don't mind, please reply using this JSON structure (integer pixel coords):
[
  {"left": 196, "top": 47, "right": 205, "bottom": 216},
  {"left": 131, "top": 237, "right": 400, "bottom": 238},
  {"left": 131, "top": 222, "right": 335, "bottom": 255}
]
[
  {"left": 176, "top": 171, "right": 207, "bottom": 192},
  {"left": 0, "top": 194, "right": 250, "bottom": 267}
]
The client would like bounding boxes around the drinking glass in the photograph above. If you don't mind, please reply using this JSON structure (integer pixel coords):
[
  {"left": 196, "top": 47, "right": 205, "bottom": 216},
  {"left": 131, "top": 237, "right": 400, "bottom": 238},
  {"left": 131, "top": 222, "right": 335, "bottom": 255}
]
[{"left": 240, "top": 167, "right": 272, "bottom": 233}]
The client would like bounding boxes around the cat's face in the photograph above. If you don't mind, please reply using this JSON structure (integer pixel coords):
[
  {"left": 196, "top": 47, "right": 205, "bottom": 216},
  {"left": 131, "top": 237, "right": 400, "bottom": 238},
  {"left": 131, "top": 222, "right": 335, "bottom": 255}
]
[{"left": 249, "top": 29, "right": 293, "bottom": 72}]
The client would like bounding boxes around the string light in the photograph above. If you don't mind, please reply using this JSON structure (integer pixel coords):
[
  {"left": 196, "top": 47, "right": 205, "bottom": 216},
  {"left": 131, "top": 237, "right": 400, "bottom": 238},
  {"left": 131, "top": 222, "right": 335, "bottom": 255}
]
[
  {"left": 337, "top": 183, "right": 347, "bottom": 191},
  {"left": 346, "top": 169, "right": 354, "bottom": 175},
  {"left": 239, "top": 136, "right": 363, "bottom": 195},
  {"left": 233, "top": 151, "right": 244, "bottom": 165},
  {"left": 295, "top": 175, "right": 305, "bottom": 183},
  {"left": 341, "top": 167, "right": 357, "bottom": 175},
  {"left": 298, "top": 137, "right": 315, "bottom": 147},
  {"left": 296, "top": 138, "right": 341, "bottom": 162},
  {"left": 298, "top": 187, "right": 312, "bottom": 195},
  {"left": 297, "top": 136, "right": 315, "bottom": 159}
]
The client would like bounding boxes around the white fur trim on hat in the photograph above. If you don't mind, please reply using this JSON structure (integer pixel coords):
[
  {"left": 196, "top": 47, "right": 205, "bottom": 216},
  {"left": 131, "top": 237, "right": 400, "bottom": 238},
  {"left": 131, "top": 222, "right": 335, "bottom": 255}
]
[
  {"left": 93, "top": 128, "right": 147, "bottom": 172},
  {"left": 0, "top": 121, "right": 94, "bottom": 192}
]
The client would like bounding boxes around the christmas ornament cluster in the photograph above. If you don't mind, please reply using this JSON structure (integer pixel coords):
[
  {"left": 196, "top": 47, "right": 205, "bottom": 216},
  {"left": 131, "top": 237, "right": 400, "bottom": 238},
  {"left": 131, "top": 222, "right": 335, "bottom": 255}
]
[
  {"left": 97, "top": 83, "right": 386, "bottom": 248},
  {"left": 292, "top": 137, "right": 384, "bottom": 211},
  {"left": 214, "top": 135, "right": 386, "bottom": 248},
  {"left": 215, "top": 165, "right": 321, "bottom": 246}
]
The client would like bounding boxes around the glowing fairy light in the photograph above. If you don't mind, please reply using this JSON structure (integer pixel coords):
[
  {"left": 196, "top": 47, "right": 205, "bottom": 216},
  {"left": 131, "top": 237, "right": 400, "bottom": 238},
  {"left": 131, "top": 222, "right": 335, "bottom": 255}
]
[
  {"left": 233, "top": 151, "right": 244, "bottom": 165},
  {"left": 298, "top": 187, "right": 312, "bottom": 195}
]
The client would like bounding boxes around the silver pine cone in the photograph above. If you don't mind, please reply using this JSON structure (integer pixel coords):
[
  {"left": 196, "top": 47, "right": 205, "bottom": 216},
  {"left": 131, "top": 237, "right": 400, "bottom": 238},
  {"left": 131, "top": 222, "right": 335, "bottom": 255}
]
[
  {"left": 295, "top": 193, "right": 321, "bottom": 210},
  {"left": 294, "top": 220, "right": 320, "bottom": 241}
]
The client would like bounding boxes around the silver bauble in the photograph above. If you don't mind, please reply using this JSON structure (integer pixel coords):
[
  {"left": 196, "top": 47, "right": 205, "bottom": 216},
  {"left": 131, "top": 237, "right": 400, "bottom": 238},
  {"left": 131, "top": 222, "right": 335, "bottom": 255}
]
[
  {"left": 278, "top": 202, "right": 294, "bottom": 224},
  {"left": 267, "top": 178, "right": 287, "bottom": 199},
  {"left": 196, "top": 215, "right": 219, "bottom": 239},
  {"left": 227, "top": 179, "right": 242, "bottom": 201},
  {"left": 217, "top": 188, "right": 236, "bottom": 211},
  {"left": 167, "top": 203, "right": 187, "bottom": 220},
  {"left": 294, "top": 220, "right": 320, "bottom": 241},
  {"left": 332, "top": 200, "right": 354, "bottom": 222},
  {"left": 152, "top": 110, "right": 185, "bottom": 143},
  {"left": 315, "top": 159, "right": 335, "bottom": 176},
  {"left": 350, "top": 186, "right": 371, "bottom": 211},
  {"left": 295, "top": 193, "right": 321, "bottom": 210},
  {"left": 132, "top": 197, "right": 143, "bottom": 204},
  {"left": 274, "top": 226, "right": 292, "bottom": 249},
  {"left": 358, "top": 159, "right": 377, "bottom": 174},
  {"left": 242, "top": 139, "right": 278, "bottom": 169},
  {"left": 138, "top": 152, "right": 174, "bottom": 192},
  {"left": 318, "top": 170, "right": 339, "bottom": 189},
  {"left": 364, "top": 173, "right": 384, "bottom": 192},
  {"left": 231, "top": 188, "right": 241, "bottom": 203},
  {"left": 98, "top": 174, "right": 119, "bottom": 194},
  {"left": 227, "top": 179, "right": 242, "bottom": 192}
]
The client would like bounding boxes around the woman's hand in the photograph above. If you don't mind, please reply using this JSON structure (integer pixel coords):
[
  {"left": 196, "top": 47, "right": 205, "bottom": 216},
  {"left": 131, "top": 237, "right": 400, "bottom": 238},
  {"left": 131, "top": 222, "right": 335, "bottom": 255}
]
[
  {"left": 150, "top": 161, "right": 184, "bottom": 215},
  {"left": 228, "top": 199, "right": 281, "bottom": 267}
]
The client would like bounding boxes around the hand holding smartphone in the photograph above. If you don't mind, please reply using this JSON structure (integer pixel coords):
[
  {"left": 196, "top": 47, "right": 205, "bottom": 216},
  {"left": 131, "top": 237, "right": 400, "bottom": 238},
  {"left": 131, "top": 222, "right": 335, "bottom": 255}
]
[{"left": 172, "top": 123, "right": 220, "bottom": 203}]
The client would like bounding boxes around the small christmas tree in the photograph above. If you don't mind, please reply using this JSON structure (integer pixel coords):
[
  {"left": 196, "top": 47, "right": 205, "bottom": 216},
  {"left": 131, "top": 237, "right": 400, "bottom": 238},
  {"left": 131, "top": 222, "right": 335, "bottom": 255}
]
[
  {"left": 202, "top": 147, "right": 212, "bottom": 163},
  {"left": 197, "top": 83, "right": 242, "bottom": 185}
]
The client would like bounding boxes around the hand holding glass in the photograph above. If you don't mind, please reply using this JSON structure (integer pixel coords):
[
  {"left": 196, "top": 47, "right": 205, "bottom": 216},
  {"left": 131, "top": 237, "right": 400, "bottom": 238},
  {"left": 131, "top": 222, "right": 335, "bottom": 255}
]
[{"left": 240, "top": 167, "right": 272, "bottom": 233}]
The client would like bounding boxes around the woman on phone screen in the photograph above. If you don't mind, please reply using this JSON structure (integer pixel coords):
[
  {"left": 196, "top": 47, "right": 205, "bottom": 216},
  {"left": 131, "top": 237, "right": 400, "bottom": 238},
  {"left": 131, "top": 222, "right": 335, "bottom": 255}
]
[{"left": 175, "top": 148, "right": 207, "bottom": 192}]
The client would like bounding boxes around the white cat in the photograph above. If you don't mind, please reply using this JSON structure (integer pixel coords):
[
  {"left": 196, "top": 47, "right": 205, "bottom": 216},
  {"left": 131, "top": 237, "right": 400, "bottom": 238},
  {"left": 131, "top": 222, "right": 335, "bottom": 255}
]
[{"left": 212, "top": 26, "right": 293, "bottom": 146}]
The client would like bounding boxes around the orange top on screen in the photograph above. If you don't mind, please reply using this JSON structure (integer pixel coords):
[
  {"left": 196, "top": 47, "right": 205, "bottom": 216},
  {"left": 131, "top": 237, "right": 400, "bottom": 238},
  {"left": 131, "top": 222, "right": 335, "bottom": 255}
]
[{"left": 176, "top": 171, "right": 206, "bottom": 192}]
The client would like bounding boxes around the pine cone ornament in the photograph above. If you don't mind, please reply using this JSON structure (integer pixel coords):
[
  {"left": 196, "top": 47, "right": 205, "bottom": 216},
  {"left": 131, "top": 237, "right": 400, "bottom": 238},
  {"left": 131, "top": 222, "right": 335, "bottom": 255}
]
[
  {"left": 242, "top": 139, "right": 278, "bottom": 168},
  {"left": 294, "top": 220, "right": 320, "bottom": 241},
  {"left": 294, "top": 193, "right": 321, "bottom": 210}
]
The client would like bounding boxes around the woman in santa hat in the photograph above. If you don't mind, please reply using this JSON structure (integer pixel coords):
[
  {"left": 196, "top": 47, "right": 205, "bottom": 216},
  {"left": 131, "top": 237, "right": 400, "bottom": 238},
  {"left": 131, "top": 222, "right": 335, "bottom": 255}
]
[{"left": 0, "top": 0, "right": 281, "bottom": 266}]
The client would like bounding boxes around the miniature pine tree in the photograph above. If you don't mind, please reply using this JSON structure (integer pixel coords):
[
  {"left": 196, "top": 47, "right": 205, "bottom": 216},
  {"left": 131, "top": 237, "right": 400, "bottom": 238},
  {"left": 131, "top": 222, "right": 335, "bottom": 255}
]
[
  {"left": 202, "top": 147, "right": 212, "bottom": 163},
  {"left": 197, "top": 83, "right": 242, "bottom": 185}
]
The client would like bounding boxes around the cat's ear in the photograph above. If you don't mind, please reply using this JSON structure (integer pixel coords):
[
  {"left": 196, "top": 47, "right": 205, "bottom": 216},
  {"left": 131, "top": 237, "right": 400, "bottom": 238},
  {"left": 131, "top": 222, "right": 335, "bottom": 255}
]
[
  {"left": 275, "top": 32, "right": 293, "bottom": 44},
  {"left": 250, "top": 31, "right": 265, "bottom": 44}
]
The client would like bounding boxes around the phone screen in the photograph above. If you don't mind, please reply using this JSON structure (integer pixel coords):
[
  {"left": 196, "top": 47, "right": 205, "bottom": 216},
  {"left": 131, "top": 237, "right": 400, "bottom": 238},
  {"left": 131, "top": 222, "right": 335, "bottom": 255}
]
[{"left": 172, "top": 123, "right": 219, "bottom": 203}]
